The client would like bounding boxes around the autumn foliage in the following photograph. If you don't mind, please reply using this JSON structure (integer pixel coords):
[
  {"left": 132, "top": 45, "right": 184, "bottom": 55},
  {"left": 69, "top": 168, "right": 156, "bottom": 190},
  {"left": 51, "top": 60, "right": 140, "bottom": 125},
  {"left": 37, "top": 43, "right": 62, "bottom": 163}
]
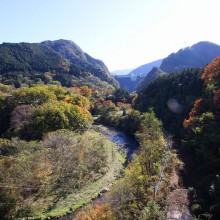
[
  {"left": 74, "top": 204, "right": 115, "bottom": 220},
  {"left": 183, "top": 98, "right": 203, "bottom": 126},
  {"left": 184, "top": 57, "right": 220, "bottom": 127},
  {"left": 0, "top": 84, "right": 93, "bottom": 139},
  {"left": 201, "top": 56, "right": 220, "bottom": 84},
  {"left": 183, "top": 57, "right": 220, "bottom": 218}
]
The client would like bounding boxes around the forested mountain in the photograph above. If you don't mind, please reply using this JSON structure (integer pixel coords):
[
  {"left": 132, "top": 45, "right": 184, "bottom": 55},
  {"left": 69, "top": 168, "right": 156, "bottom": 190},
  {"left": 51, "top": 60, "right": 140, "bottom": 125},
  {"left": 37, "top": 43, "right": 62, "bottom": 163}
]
[
  {"left": 41, "top": 40, "right": 118, "bottom": 87},
  {"left": 134, "top": 68, "right": 204, "bottom": 133},
  {"left": 136, "top": 67, "right": 167, "bottom": 92},
  {"left": 0, "top": 41, "right": 118, "bottom": 89},
  {"left": 160, "top": 41, "right": 220, "bottom": 73},
  {"left": 42, "top": 40, "right": 107, "bottom": 70},
  {"left": 115, "top": 41, "right": 220, "bottom": 92}
]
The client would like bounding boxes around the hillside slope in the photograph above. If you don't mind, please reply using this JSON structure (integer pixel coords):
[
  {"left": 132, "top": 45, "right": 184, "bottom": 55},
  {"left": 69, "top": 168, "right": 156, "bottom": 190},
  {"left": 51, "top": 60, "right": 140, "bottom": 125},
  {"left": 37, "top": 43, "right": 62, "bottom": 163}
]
[
  {"left": 127, "top": 59, "right": 163, "bottom": 76},
  {"left": 0, "top": 41, "right": 118, "bottom": 89},
  {"left": 41, "top": 40, "right": 118, "bottom": 87},
  {"left": 134, "top": 68, "right": 204, "bottom": 133},
  {"left": 136, "top": 67, "right": 167, "bottom": 91},
  {"left": 160, "top": 41, "right": 220, "bottom": 73}
]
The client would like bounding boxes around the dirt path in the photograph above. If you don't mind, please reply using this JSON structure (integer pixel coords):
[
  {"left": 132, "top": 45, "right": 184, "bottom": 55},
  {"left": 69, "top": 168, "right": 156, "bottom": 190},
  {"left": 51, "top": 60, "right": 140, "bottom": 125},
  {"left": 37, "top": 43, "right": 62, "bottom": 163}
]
[
  {"left": 165, "top": 189, "right": 191, "bottom": 220},
  {"left": 162, "top": 141, "right": 195, "bottom": 220}
]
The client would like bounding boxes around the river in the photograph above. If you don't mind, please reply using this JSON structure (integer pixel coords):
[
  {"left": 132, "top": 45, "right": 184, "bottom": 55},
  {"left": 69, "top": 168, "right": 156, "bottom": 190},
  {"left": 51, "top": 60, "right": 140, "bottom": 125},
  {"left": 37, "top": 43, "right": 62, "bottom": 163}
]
[{"left": 92, "top": 124, "right": 138, "bottom": 160}]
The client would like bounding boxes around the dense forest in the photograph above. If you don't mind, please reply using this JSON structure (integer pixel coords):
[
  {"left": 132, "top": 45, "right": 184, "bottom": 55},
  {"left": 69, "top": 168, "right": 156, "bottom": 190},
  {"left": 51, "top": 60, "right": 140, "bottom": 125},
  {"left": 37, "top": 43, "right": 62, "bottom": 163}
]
[
  {"left": 0, "top": 83, "right": 176, "bottom": 219},
  {"left": 0, "top": 41, "right": 118, "bottom": 90},
  {"left": 0, "top": 39, "right": 219, "bottom": 220},
  {"left": 183, "top": 57, "right": 220, "bottom": 218},
  {"left": 135, "top": 57, "right": 220, "bottom": 219},
  {"left": 134, "top": 68, "right": 204, "bottom": 134}
]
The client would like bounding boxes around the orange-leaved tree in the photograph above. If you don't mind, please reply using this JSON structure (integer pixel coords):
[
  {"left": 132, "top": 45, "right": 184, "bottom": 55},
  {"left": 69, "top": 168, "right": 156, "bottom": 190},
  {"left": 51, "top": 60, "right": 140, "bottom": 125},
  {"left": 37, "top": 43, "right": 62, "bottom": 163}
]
[{"left": 183, "top": 57, "right": 220, "bottom": 218}]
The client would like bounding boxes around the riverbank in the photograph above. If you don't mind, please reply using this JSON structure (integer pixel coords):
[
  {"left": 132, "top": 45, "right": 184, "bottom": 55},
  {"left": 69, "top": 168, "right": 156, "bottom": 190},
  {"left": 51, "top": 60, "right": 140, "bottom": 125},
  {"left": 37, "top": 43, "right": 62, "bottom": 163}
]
[{"left": 39, "top": 125, "right": 138, "bottom": 220}]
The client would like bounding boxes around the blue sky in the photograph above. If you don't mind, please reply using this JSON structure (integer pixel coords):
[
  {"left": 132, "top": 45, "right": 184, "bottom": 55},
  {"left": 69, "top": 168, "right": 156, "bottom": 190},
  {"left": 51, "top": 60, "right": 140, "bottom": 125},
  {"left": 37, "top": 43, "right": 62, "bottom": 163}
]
[{"left": 1, "top": 0, "right": 220, "bottom": 70}]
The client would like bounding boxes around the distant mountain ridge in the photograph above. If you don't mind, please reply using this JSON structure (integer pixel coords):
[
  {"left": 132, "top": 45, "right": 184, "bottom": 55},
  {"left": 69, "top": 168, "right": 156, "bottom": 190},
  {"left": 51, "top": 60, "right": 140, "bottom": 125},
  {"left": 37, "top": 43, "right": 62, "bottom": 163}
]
[
  {"left": 160, "top": 41, "right": 220, "bottom": 72},
  {"left": 41, "top": 40, "right": 118, "bottom": 87},
  {"left": 136, "top": 67, "right": 167, "bottom": 92},
  {"left": 0, "top": 40, "right": 118, "bottom": 89},
  {"left": 127, "top": 59, "right": 163, "bottom": 77},
  {"left": 115, "top": 41, "right": 220, "bottom": 92},
  {"left": 114, "top": 59, "right": 163, "bottom": 92},
  {"left": 41, "top": 40, "right": 109, "bottom": 71},
  {"left": 111, "top": 68, "right": 134, "bottom": 76}
]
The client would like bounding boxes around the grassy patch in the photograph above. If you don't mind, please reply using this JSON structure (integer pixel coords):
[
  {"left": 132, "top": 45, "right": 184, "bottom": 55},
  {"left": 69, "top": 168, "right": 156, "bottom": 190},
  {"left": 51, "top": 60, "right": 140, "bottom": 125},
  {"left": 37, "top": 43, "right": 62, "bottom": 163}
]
[
  {"left": 17, "top": 131, "right": 125, "bottom": 219},
  {"left": 115, "top": 150, "right": 126, "bottom": 163}
]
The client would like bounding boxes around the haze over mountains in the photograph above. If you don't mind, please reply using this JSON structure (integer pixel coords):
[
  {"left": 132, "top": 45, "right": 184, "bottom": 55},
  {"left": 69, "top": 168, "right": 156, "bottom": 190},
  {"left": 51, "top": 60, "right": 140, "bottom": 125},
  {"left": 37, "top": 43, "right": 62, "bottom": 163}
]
[
  {"left": 160, "top": 41, "right": 220, "bottom": 72},
  {"left": 114, "top": 59, "right": 163, "bottom": 92},
  {"left": 111, "top": 68, "right": 134, "bottom": 76},
  {"left": 116, "top": 41, "right": 220, "bottom": 92},
  {"left": 1, "top": 40, "right": 220, "bottom": 94},
  {"left": 111, "top": 59, "right": 162, "bottom": 77},
  {"left": 136, "top": 67, "right": 166, "bottom": 92},
  {"left": 127, "top": 59, "right": 163, "bottom": 77}
]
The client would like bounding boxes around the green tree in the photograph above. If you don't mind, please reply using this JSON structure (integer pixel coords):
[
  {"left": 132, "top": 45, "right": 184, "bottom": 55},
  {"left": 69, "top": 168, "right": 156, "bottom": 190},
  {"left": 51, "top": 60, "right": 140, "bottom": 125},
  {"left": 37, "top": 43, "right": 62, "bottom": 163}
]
[
  {"left": 31, "top": 101, "right": 92, "bottom": 139},
  {"left": 110, "top": 110, "right": 167, "bottom": 219}
]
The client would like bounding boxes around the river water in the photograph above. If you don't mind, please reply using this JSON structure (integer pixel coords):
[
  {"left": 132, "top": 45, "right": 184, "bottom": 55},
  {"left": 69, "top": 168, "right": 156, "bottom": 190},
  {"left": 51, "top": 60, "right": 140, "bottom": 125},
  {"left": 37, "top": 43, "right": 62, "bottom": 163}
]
[{"left": 93, "top": 124, "right": 138, "bottom": 160}]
